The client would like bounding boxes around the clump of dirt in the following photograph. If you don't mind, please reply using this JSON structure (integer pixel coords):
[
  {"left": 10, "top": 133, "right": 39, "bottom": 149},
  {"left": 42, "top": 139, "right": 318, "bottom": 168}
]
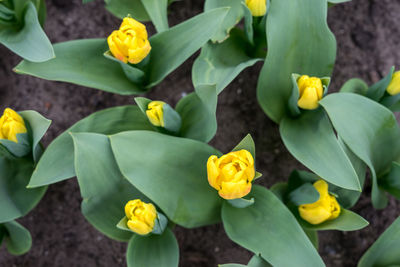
[{"left": 0, "top": 0, "right": 399, "bottom": 266}]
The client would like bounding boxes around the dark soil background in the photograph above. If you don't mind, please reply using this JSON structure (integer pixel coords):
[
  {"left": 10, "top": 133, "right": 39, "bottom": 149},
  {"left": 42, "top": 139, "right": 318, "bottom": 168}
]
[{"left": 1, "top": 0, "right": 400, "bottom": 266}]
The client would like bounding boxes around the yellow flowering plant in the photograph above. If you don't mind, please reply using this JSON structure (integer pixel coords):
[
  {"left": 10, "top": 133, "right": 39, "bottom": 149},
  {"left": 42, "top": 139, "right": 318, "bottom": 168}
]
[
  {"left": 0, "top": 107, "right": 51, "bottom": 256},
  {"left": 15, "top": 8, "right": 230, "bottom": 95}
]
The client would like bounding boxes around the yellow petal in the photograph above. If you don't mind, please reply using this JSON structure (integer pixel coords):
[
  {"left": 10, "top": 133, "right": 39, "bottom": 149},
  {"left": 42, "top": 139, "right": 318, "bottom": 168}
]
[
  {"left": 387, "top": 71, "right": 400, "bottom": 96},
  {"left": 127, "top": 219, "right": 153, "bottom": 235},
  {"left": 207, "top": 155, "right": 221, "bottom": 190},
  {"left": 297, "top": 86, "right": 320, "bottom": 110},
  {"left": 299, "top": 204, "right": 332, "bottom": 225},
  {"left": 146, "top": 101, "right": 165, "bottom": 127},
  {"left": 219, "top": 179, "right": 252, "bottom": 200},
  {"left": 107, "top": 17, "right": 151, "bottom": 64},
  {"left": 0, "top": 108, "right": 27, "bottom": 143},
  {"left": 245, "top": 0, "right": 267, "bottom": 17}
]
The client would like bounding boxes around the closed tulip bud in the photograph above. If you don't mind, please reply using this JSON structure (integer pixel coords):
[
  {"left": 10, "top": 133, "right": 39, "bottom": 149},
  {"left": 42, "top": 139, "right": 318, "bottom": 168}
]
[
  {"left": 107, "top": 17, "right": 151, "bottom": 64},
  {"left": 245, "top": 0, "right": 267, "bottom": 17},
  {"left": 146, "top": 101, "right": 165, "bottom": 127},
  {"left": 0, "top": 108, "right": 27, "bottom": 143},
  {"left": 207, "top": 150, "right": 255, "bottom": 200},
  {"left": 386, "top": 71, "right": 400, "bottom": 96},
  {"left": 124, "top": 199, "right": 157, "bottom": 235},
  {"left": 298, "top": 180, "right": 341, "bottom": 225},
  {"left": 297, "top": 75, "right": 324, "bottom": 110}
]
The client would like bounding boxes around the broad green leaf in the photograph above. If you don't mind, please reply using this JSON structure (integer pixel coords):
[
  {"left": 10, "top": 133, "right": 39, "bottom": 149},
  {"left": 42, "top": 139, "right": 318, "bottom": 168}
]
[
  {"left": 15, "top": 39, "right": 144, "bottom": 95},
  {"left": 328, "top": 0, "right": 351, "bottom": 3},
  {"left": 299, "top": 209, "right": 369, "bottom": 231},
  {"left": 105, "top": 0, "right": 150, "bottom": 21},
  {"left": 219, "top": 265, "right": 246, "bottom": 267},
  {"left": 366, "top": 66, "right": 395, "bottom": 101},
  {"left": 126, "top": 228, "right": 179, "bottom": 267},
  {"left": 232, "top": 134, "right": 256, "bottom": 159},
  {"left": 320, "top": 93, "right": 400, "bottom": 208},
  {"left": 146, "top": 7, "right": 229, "bottom": 87},
  {"left": 3, "top": 221, "right": 32, "bottom": 255},
  {"left": 28, "top": 106, "right": 153, "bottom": 188},
  {"left": 204, "top": 0, "right": 245, "bottom": 43},
  {"left": 288, "top": 183, "right": 320, "bottom": 206},
  {"left": 358, "top": 216, "right": 400, "bottom": 267},
  {"left": 257, "top": 0, "right": 336, "bottom": 123},
  {"left": 0, "top": 157, "right": 46, "bottom": 223},
  {"left": 340, "top": 78, "right": 368, "bottom": 95},
  {"left": 247, "top": 255, "right": 272, "bottom": 267},
  {"left": 176, "top": 84, "right": 217, "bottom": 142},
  {"left": 381, "top": 162, "right": 400, "bottom": 199},
  {"left": 227, "top": 197, "right": 255, "bottom": 208},
  {"left": 304, "top": 228, "right": 319, "bottom": 249},
  {"left": 110, "top": 130, "right": 222, "bottom": 228},
  {"left": 141, "top": 0, "right": 168, "bottom": 33},
  {"left": 328, "top": 138, "right": 366, "bottom": 209},
  {"left": 71, "top": 133, "right": 148, "bottom": 242},
  {"left": 0, "top": 2, "right": 53, "bottom": 62},
  {"left": 222, "top": 185, "right": 324, "bottom": 267},
  {"left": 280, "top": 109, "right": 361, "bottom": 191},
  {"left": 192, "top": 29, "right": 262, "bottom": 94},
  {"left": 20, "top": 110, "right": 51, "bottom": 163}
]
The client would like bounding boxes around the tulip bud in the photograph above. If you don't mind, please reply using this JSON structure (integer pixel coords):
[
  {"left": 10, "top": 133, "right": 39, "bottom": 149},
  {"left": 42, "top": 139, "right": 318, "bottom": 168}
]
[
  {"left": 146, "top": 101, "right": 165, "bottom": 127},
  {"left": 297, "top": 75, "right": 324, "bottom": 110},
  {"left": 0, "top": 108, "right": 27, "bottom": 143},
  {"left": 245, "top": 0, "right": 267, "bottom": 17},
  {"left": 207, "top": 150, "right": 255, "bottom": 200},
  {"left": 386, "top": 71, "right": 400, "bottom": 96},
  {"left": 107, "top": 17, "right": 151, "bottom": 64},
  {"left": 298, "top": 180, "right": 341, "bottom": 225},
  {"left": 145, "top": 100, "right": 182, "bottom": 133},
  {"left": 124, "top": 199, "right": 157, "bottom": 235}
]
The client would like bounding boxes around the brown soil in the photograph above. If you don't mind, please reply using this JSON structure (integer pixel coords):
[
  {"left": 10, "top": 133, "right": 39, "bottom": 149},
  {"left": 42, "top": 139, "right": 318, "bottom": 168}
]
[{"left": 0, "top": 0, "right": 399, "bottom": 266}]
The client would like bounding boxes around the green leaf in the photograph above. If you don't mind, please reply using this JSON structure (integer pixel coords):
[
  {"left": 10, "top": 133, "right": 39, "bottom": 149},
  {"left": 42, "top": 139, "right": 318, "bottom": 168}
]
[
  {"left": 0, "top": 157, "right": 46, "bottom": 223},
  {"left": 358, "top": 216, "right": 400, "bottom": 267},
  {"left": 257, "top": 0, "right": 336, "bottom": 123},
  {"left": 303, "top": 228, "right": 319, "bottom": 249},
  {"left": 3, "top": 221, "right": 32, "bottom": 255},
  {"left": 380, "top": 162, "right": 400, "bottom": 199},
  {"left": 247, "top": 255, "right": 272, "bottom": 267},
  {"left": 28, "top": 106, "right": 153, "bottom": 188},
  {"left": 20, "top": 110, "right": 51, "bottom": 163},
  {"left": 192, "top": 29, "right": 262, "bottom": 94},
  {"left": 328, "top": 138, "right": 366, "bottom": 209},
  {"left": 15, "top": 39, "right": 144, "bottom": 95},
  {"left": 366, "top": 66, "right": 395, "bottom": 101},
  {"left": 105, "top": 0, "right": 150, "bottom": 21},
  {"left": 231, "top": 134, "right": 256, "bottom": 159},
  {"left": 288, "top": 183, "right": 320, "bottom": 206},
  {"left": 299, "top": 209, "right": 369, "bottom": 231},
  {"left": 146, "top": 7, "right": 229, "bottom": 88},
  {"left": 339, "top": 78, "right": 368, "bottom": 95},
  {"left": 126, "top": 228, "right": 179, "bottom": 267},
  {"left": 227, "top": 197, "right": 255, "bottom": 208},
  {"left": 71, "top": 132, "right": 150, "bottom": 242},
  {"left": 0, "top": 2, "right": 54, "bottom": 62},
  {"left": 204, "top": 0, "right": 245, "bottom": 43},
  {"left": 280, "top": 109, "right": 361, "bottom": 191},
  {"left": 141, "top": 0, "right": 169, "bottom": 33},
  {"left": 0, "top": 132, "right": 30, "bottom": 157},
  {"left": 222, "top": 185, "right": 324, "bottom": 267},
  {"left": 320, "top": 93, "right": 400, "bottom": 208},
  {"left": 110, "top": 130, "right": 222, "bottom": 228},
  {"left": 116, "top": 216, "right": 132, "bottom": 233},
  {"left": 176, "top": 84, "right": 217, "bottom": 142}
]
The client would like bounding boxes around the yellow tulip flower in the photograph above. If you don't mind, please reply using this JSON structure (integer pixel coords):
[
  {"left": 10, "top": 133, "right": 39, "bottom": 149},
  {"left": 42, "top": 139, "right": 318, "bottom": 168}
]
[
  {"left": 146, "top": 101, "right": 165, "bottom": 127},
  {"left": 386, "top": 71, "right": 400, "bottom": 96},
  {"left": 298, "top": 180, "right": 341, "bottom": 225},
  {"left": 245, "top": 0, "right": 267, "bottom": 17},
  {"left": 107, "top": 17, "right": 151, "bottom": 64},
  {"left": 207, "top": 150, "right": 255, "bottom": 200},
  {"left": 125, "top": 199, "right": 157, "bottom": 235},
  {"left": 297, "top": 75, "right": 324, "bottom": 110},
  {"left": 0, "top": 108, "right": 27, "bottom": 143}
]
